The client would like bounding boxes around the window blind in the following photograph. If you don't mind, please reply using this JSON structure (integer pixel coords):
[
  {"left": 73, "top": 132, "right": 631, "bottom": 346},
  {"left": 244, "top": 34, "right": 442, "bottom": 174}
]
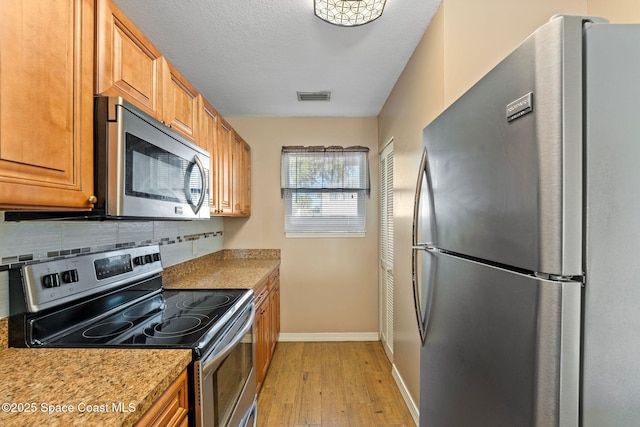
[{"left": 281, "top": 146, "right": 370, "bottom": 234}]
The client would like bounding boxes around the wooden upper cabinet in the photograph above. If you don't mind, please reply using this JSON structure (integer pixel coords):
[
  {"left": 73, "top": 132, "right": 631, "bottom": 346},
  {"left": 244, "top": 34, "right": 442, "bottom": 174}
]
[
  {"left": 96, "top": 0, "right": 200, "bottom": 143},
  {"left": 211, "top": 124, "right": 251, "bottom": 217},
  {"left": 162, "top": 58, "right": 201, "bottom": 143},
  {"left": 95, "top": 0, "right": 162, "bottom": 119},
  {"left": 233, "top": 132, "right": 251, "bottom": 217},
  {"left": 199, "top": 98, "right": 218, "bottom": 211},
  {"left": 242, "top": 140, "right": 251, "bottom": 216},
  {"left": 215, "top": 119, "right": 235, "bottom": 215},
  {"left": 0, "top": 0, "right": 95, "bottom": 210}
]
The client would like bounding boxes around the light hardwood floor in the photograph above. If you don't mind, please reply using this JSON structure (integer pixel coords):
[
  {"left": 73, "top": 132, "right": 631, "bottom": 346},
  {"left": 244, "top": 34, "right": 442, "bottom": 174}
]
[{"left": 257, "top": 341, "right": 417, "bottom": 427}]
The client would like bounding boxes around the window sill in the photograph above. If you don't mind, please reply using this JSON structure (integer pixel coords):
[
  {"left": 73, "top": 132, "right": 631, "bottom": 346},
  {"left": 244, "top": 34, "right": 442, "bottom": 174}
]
[{"left": 285, "top": 232, "right": 366, "bottom": 239}]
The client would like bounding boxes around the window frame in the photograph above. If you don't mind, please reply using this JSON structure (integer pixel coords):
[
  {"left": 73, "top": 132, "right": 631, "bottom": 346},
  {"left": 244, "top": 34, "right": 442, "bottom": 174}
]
[{"left": 281, "top": 146, "right": 370, "bottom": 237}]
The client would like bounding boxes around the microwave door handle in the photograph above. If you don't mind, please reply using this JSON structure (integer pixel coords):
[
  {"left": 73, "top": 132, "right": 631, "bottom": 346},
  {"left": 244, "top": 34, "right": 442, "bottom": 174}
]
[{"left": 191, "top": 155, "right": 207, "bottom": 214}]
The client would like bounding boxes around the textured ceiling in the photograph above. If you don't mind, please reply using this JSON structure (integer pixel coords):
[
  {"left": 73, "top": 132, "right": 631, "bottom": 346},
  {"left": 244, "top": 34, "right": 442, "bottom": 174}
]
[{"left": 113, "top": 0, "right": 442, "bottom": 117}]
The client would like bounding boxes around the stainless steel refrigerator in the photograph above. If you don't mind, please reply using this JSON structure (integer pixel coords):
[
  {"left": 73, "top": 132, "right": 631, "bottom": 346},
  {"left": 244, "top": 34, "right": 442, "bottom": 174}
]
[{"left": 412, "top": 15, "right": 640, "bottom": 427}]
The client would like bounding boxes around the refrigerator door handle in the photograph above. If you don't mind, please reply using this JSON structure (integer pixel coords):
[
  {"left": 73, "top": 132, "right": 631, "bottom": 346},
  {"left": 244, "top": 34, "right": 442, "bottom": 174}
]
[
  {"left": 412, "top": 247, "right": 435, "bottom": 345},
  {"left": 412, "top": 244, "right": 436, "bottom": 251},
  {"left": 412, "top": 147, "right": 437, "bottom": 248},
  {"left": 412, "top": 147, "right": 438, "bottom": 344}
]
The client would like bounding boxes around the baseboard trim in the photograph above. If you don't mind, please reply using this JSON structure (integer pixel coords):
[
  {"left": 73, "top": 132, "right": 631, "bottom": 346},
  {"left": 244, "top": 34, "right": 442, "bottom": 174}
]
[
  {"left": 392, "top": 363, "right": 420, "bottom": 426},
  {"left": 277, "top": 332, "right": 379, "bottom": 342}
]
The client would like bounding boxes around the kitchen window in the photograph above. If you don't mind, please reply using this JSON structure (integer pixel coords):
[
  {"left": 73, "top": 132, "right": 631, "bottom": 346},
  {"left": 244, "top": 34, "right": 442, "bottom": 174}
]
[{"left": 281, "top": 146, "right": 370, "bottom": 236}]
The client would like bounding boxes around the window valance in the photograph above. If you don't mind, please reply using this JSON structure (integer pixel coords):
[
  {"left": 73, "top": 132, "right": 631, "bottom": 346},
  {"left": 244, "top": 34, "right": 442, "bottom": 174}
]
[{"left": 280, "top": 146, "right": 370, "bottom": 194}]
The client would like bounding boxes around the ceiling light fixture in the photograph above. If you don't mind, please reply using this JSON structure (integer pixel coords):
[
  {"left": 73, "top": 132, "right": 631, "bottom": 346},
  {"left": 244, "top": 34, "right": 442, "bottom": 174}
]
[{"left": 314, "top": 0, "right": 387, "bottom": 27}]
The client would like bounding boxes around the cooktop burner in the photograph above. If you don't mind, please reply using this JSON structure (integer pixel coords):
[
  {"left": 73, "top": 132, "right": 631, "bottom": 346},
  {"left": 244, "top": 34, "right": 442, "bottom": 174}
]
[
  {"left": 83, "top": 321, "right": 135, "bottom": 338},
  {"left": 177, "top": 293, "right": 232, "bottom": 310},
  {"left": 41, "top": 289, "right": 249, "bottom": 350}
]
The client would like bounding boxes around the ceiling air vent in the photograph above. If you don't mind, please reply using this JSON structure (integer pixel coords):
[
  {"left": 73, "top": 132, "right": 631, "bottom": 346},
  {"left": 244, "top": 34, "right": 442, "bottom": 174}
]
[{"left": 297, "top": 91, "right": 331, "bottom": 101}]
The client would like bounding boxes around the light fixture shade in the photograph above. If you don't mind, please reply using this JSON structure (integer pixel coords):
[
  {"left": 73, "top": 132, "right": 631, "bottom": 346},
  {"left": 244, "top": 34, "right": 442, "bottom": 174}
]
[{"left": 314, "top": 0, "right": 387, "bottom": 27}]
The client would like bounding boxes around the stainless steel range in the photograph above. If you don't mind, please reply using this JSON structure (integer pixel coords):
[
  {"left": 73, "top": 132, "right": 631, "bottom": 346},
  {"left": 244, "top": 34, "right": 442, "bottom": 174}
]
[{"left": 8, "top": 245, "right": 256, "bottom": 427}]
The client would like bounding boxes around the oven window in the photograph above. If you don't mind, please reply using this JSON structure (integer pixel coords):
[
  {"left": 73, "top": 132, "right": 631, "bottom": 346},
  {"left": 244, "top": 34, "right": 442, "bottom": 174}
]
[
  {"left": 214, "top": 326, "right": 253, "bottom": 426},
  {"left": 125, "top": 132, "right": 195, "bottom": 203}
]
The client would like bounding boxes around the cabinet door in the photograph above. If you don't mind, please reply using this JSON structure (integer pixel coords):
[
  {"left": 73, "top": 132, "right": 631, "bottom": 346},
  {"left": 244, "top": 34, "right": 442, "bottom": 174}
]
[
  {"left": 162, "top": 58, "right": 201, "bottom": 143},
  {"left": 260, "top": 294, "right": 272, "bottom": 382},
  {"left": 95, "top": 0, "right": 162, "bottom": 119},
  {"left": 240, "top": 139, "right": 251, "bottom": 216},
  {"left": 200, "top": 98, "right": 218, "bottom": 212},
  {"left": 269, "top": 273, "right": 280, "bottom": 354},
  {"left": 215, "top": 119, "right": 234, "bottom": 214},
  {"left": 0, "top": 0, "right": 94, "bottom": 209},
  {"left": 255, "top": 296, "right": 271, "bottom": 391},
  {"left": 134, "top": 368, "right": 189, "bottom": 427},
  {"left": 232, "top": 132, "right": 251, "bottom": 217}
]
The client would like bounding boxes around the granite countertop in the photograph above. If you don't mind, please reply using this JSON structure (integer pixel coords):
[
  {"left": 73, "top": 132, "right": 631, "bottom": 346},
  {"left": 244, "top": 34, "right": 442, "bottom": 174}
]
[
  {"left": 0, "top": 347, "right": 191, "bottom": 427},
  {"left": 162, "top": 249, "right": 281, "bottom": 291}
]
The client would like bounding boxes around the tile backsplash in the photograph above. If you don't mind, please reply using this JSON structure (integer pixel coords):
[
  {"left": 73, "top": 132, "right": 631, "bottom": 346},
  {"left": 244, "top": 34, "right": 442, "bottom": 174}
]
[{"left": 0, "top": 215, "right": 224, "bottom": 319}]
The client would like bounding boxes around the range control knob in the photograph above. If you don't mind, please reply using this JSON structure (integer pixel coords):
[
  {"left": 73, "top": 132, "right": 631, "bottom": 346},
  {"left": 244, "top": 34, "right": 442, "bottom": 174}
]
[
  {"left": 144, "top": 254, "right": 153, "bottom": 264},
  {"left": 42, "top": 273, "right": 60, "bottom": 288},
  {"left": 61, "top": 269, "right": 79, "bottom": 283},
  {"left": 152, "top": 253, "right": 161, "bottom": 262},
  {"left": 133, "top": 256, "right": 146, "bottom": 266}
]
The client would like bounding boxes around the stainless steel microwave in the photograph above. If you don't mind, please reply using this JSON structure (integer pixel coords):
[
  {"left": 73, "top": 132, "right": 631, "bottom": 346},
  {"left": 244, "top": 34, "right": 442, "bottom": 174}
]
[
  {"left": 94, "top": 96, "right": 210, "bottom": 220},
  {"left": 4, "top": 97, "right": 210, "bottom": 222}
]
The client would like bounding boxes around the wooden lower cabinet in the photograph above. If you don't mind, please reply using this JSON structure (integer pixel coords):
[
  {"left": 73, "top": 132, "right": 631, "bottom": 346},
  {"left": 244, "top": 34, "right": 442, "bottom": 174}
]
[
  {"left": 135, "top": 368, "right": 189, "bottom": 427},
  {"left": 255, "top": 286, "right": 271, "bottom": 392},
  {"left": 269, "top": 270, "right": 280, "bottom": 355},
  {"left": 255, "top": 267, "right": 280, "bottom": 393}
]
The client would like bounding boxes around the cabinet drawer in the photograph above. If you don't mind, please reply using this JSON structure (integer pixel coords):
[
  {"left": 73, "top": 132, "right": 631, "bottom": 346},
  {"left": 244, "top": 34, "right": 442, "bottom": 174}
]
[
  {"left": 254, "top": 280, "right": 269, "bottom": 307},
  {"left": 268, "top": 269, "right": 280, "bottom": 291}
]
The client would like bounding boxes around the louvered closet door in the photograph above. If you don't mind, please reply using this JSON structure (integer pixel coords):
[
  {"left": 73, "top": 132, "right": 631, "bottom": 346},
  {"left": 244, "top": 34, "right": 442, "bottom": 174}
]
[{"left": 380, "top": 141, "right": 394, "bottom": 359}]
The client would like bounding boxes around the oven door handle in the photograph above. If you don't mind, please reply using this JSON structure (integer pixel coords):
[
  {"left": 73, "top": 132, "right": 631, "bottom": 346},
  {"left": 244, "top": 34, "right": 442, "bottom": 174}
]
[{"left": 201, "top": 306, "right": 255, "bottom": 377}]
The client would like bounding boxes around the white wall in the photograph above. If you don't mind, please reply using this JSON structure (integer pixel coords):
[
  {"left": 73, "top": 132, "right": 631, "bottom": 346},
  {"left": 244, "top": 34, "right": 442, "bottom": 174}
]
[{"left": 225, "top": 116, "right": 380, "bottom": 338}]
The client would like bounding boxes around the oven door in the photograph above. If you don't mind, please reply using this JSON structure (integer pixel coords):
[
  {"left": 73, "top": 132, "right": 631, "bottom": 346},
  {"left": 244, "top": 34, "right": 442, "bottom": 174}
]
[
  {"left": 195, "top": 303, "right": 256, "bottom": 427},
  {"left": 108, "top": 99, "right": 210, "bottom": 219}
]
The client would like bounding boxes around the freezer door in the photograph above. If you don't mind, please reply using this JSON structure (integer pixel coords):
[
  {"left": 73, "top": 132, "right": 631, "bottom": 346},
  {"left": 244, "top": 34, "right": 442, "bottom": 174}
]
[
  {"left": 422, "top": 16, "right": 592, "bottom": 276},
  {"left": 420, "top": 251, "right": 580, "bottom": 427}
]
